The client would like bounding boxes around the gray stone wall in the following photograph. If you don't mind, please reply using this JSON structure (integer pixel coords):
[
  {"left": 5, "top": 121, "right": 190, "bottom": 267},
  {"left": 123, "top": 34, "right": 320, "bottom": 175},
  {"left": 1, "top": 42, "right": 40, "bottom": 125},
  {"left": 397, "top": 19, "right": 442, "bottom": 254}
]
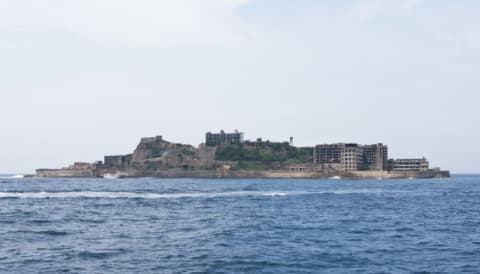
[{"left": 36, "top": 169, "right": 94, "bottom": 178}]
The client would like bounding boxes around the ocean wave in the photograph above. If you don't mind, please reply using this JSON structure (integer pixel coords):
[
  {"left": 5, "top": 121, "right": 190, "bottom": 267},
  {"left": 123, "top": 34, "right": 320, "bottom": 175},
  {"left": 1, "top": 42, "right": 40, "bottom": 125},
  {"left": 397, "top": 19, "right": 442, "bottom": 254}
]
[
  {"left": 330, "top": 189, "right": 409, "bottom": 195},
  {"left": 78, "top": 249, "right": 127, "bottom": 259},
  {"left": 0, "top": 189, "right": 409, "bottom": 199},
  {"left": 13, "top": 230, "right": 69, "bottom": 236},
  {"left": 262, "top": 192, "right": 288, "bottom": 196},
  {"left": 0, "top": 175, "right": 24, "bottom": 179},
  {"left": 0, "top": 191, "right": 294, "bottom": 199}
]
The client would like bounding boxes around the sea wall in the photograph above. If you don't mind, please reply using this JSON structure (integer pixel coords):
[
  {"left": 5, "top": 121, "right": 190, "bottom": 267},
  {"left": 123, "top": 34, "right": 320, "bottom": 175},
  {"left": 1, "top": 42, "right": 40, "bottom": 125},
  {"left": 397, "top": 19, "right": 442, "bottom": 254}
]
[
  {"left": 346, "top": 170, "right": 450, "bottom": 179},
  {"left": 391, "top": 170, "right": 450, "bottom": 179},
  {"left": 36, "top": 169, "right": 94, "bottom": 178},
  {"left": 36, "top": 168, "right": 450, "bottom": 179}
]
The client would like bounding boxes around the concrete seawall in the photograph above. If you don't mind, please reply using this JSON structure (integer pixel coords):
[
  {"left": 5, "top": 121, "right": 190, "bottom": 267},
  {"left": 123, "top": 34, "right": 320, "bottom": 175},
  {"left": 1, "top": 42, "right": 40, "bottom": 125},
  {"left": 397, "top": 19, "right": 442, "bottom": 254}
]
[
  {"left": 36, "top": 169, "right": 94, "bottom": 178},
  {"left": 36, "top": 168, "right": 449, "bottom": 179},
  {"left": 102, "top": 169, "right": 450, "bottom": 179}
]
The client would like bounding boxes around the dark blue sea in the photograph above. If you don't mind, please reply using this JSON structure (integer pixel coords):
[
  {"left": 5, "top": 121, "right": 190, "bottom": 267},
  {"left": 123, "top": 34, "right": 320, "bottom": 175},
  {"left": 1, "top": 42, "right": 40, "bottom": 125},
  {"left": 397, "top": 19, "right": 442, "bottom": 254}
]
[{"left": 0, "top": 175, "right": 479, "bottom": 273}]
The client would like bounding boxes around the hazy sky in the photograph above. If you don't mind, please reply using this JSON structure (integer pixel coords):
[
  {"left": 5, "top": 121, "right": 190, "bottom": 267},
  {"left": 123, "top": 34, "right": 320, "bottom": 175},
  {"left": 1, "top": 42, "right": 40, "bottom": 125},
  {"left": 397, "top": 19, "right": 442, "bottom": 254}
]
[{"left": 1, "top": 0, "right": 479, "bottom": 173}]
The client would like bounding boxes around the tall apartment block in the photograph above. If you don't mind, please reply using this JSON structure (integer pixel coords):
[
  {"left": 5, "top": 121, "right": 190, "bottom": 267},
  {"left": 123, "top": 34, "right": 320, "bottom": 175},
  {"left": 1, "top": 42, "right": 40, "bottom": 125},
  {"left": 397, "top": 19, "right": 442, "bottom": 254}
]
[
  {"left": 313, "top": 143, "right": 343, "bottom": 164},
  {"left": 314, "top": 143, "right": 389, "bottom": 172},
  {"left": 206, "top": 130, "right": 244, "bottom": 146},
  {"left": 363, "top": 144, "right": 388, "bottom": 171},
  {"left": 341, "top": 144, "right": 364, "bottom": 172}
]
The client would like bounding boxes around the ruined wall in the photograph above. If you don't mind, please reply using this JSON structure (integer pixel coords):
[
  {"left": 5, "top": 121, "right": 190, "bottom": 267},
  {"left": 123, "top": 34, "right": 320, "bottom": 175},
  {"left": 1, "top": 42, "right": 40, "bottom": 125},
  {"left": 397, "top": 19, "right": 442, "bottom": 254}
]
[
  {"left": 36, "top": 169, "right": 94, "bottom": 178},
  {"left": 350, "top": 170, "right": 450, "bottom": 179},
  {"left": 196, "top": 144, "right": 216, "bottom": 167}
]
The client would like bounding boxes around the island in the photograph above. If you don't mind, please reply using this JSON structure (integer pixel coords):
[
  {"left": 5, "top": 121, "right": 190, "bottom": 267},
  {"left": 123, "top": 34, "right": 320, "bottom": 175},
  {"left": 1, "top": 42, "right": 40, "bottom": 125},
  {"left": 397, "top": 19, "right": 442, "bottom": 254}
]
[{"left": 36, "top": 130, "right": 450, "bottom": 179}]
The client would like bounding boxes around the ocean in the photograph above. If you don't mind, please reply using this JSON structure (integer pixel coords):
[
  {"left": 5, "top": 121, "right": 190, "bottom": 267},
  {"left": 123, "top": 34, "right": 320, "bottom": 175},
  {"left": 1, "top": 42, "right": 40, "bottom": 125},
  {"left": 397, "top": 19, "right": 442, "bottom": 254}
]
[{"left": 0, "top": 175, "right": 479, "bottom": 273}]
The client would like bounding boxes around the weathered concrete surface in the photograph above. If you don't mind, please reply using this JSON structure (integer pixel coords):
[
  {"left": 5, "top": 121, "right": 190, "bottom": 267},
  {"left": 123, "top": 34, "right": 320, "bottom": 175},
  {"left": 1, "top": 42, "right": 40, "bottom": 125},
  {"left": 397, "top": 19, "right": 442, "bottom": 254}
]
[
  {"left": 35, "top": 167, "right": 450, "bottom": 179},
  {"left": 347, "top": 170, "right": 450, "bottom": 179},
  {"left": 93, "top": 169, "right": 449, "bottom": 179},
  {"left": 36, "top": 169, "right": 94, "bottom": 178}
]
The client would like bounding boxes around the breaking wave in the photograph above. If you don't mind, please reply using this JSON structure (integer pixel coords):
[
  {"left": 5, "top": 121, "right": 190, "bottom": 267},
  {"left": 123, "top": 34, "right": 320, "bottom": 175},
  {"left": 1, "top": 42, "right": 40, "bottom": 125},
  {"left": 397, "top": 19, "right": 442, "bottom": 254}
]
[
  {"left": 0, "top": 175, "right": 24, "bottom": 179},
  {"left": 0, "top": 189, "right": 409, "bottom": 199},
  {"left": 0, "top": 191, "right": 294, "bottom": 199}
]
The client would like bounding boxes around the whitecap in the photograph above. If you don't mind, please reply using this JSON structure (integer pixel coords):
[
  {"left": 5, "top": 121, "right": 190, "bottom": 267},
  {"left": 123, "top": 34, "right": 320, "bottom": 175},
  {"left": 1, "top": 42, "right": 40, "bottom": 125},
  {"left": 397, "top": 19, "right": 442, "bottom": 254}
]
[
  {"left": 331, "top": 189, "right": 409, "bottom": 195},
  {"left": 0, "top": 189, "right": 410, "bottom": 199},
  {"left": 262, "top": 192, "right": 288, "bottom": 196},
  {"left": 0, "top": 191, "right": 294, "bottom": 200},
  {"left": 0, "top": 175, "right": 24, "bottom": 179}
]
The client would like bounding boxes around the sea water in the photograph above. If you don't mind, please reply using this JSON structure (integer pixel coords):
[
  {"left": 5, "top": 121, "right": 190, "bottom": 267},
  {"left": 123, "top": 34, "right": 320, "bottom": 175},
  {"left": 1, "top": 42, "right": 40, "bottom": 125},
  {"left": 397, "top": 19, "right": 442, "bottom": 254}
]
[{"left": 0, "top": 175, "right": 479, "bottom": 273}]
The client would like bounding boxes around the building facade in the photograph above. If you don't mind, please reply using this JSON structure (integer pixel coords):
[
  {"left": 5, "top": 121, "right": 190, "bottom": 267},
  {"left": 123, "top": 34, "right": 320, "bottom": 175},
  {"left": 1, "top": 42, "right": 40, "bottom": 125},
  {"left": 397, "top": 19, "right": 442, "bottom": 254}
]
[
  {"left": 392, "top": 158, "right": 429, "bottom": 171},
  {"left": 314, "top": 143, "right": 389, "bottom": 172},
  {"left": 206, "top": 130, "right": 244, "bottom": 146},
  {"left": 313, "top": 143, "right": 343, "bottom": 164},
  {"left": 363, "top": 143, "right": 388, "bottom": 171},
  {"left": 104, "top": 155, "right": 131, "bottom": 169},
  {"left": 342, "top": 144, "right": 363, "bottom": 172}
]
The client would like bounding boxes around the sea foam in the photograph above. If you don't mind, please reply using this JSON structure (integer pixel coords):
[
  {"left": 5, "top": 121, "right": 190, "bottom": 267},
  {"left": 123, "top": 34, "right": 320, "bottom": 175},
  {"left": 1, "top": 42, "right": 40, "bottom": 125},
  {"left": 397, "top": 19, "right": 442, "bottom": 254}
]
[
  {"left": 0, "top": 189, "right": 408, "bottom": 199},
  {"left": 0, "top": 191, "right": 294, "bottom": 199}
]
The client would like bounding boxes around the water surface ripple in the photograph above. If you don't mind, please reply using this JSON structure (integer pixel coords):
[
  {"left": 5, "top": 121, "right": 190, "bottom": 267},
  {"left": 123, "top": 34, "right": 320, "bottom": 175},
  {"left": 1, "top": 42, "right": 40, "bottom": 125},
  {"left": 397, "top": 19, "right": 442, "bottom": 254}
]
[{"left": 0, "top": 176, "right": 479, "bottom": 273}]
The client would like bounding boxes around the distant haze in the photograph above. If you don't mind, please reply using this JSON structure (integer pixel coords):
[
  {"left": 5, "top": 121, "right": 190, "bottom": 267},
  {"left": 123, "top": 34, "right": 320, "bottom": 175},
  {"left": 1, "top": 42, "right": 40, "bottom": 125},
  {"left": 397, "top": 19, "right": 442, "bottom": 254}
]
[{"left": 1, "top": 0, "right": 479, "bottom": 173}]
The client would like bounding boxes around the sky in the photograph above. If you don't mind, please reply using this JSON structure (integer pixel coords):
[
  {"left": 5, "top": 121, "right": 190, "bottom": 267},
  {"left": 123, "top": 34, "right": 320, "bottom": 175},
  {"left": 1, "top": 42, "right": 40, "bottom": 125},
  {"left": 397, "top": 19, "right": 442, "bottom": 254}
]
[{"left": 1, "top": 0, "right": 479, "bottom": 174}]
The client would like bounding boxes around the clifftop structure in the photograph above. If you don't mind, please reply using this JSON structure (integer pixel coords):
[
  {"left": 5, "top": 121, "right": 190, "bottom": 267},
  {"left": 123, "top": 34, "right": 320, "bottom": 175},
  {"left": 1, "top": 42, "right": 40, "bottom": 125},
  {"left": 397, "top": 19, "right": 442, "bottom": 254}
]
[
  {"left": 206, "top": 130, "right": 244, "bottom": 146},
  {"left": 35, "top": 130, "right": 449, "bottom": 179}
]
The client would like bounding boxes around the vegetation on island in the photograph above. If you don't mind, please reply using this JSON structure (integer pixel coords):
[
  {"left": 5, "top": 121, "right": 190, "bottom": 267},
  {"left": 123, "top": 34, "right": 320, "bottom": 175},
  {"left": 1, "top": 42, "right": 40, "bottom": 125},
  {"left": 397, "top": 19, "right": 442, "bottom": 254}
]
[{"left": 215, "top": 142, "right": 312, "bottom": 165}]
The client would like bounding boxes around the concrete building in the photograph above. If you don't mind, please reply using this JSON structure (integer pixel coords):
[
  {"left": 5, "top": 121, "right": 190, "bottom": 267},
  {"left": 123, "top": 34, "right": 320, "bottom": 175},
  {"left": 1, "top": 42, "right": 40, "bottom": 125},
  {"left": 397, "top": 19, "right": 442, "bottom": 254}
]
[
  {"left": 342, "top": 144, "right": 364, "bottom": 172},
  {"left": 313, "top": 143, "right": 343, "bottom": 164},
  {"left": 314, "top": 143, "right": 389, "bottom": 172},
  {"left": 286, "top": 163, "right": 311, "bottom": 172},
  {"left": 140, "top": 135, "right": 164, "bottom": 144},
  {"left": 363, "top": 143, "right": 388, "bottom": 171},
  {"left": 68, "top": 162, "right": 92, "bottom": 170},
  {"left": 104, "top": 155, "right": 131, "bottom": 169},
  {"left": 392, "top": 158, "right": 429, "bottom": 171},
  {"left": 206, "top": 130, "right": 244, "bottom": 146}
]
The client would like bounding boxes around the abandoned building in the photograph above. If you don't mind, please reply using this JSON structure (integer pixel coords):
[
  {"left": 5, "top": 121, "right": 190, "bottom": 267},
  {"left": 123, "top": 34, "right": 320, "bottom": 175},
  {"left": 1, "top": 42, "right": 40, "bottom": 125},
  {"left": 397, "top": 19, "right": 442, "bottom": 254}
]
[
  {"left": 313, "top": 143, "right": 389, "bottom": 172},
  {"left": 391, "top": 158, "right": 429, "bottom": 172},
  {"left": 206, "top": 130, "right": 244, "bottom": 146}
]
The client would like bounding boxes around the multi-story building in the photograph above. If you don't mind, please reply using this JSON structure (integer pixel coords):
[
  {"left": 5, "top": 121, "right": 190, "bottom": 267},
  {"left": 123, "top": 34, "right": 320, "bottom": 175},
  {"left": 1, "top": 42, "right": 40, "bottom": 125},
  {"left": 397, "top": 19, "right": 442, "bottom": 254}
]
[
  {"left": 104, "top": 155, "right": 131, "bottom": 169},
  {"left": 206, "top": 130, "right": 244, "bottom": 146},
  {"left": 314, "top": 143, "right": 389, "bottom": 172},
  {"left": 314, "top": 143, "right": 343, "bottom": 164},
  {"left": 392, "top": 158, "right": 429, "bottom": 171},
  {"left": 363, "top": 143, "right": 388, "bottom": 171},
  {"left": 342, "top": 144, "right": 364, "bottom": 172}
]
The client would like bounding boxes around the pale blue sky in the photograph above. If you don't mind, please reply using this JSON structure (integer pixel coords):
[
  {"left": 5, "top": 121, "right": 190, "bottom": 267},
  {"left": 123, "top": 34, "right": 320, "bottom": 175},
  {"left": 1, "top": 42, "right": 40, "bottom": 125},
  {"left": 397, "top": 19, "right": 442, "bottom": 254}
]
[{"left": 1, "top": 0, "right": 479, "bottom": 173}]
